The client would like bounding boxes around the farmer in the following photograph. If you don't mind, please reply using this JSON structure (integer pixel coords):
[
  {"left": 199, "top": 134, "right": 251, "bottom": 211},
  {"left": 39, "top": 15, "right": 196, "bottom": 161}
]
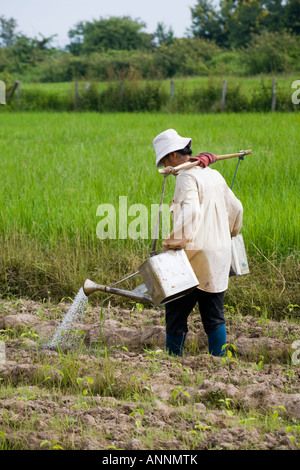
[{"left": 153, "top": 129, "right": 243, "bottom": 357}]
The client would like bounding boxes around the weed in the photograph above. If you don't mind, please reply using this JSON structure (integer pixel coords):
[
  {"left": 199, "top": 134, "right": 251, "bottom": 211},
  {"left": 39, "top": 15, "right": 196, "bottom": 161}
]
[
  {"left": 254, "top": 355, "right": 265, "bottom": 370},
  {"left": 20, "top": 327, "right": 39, "bottom": 341},
  {"left": 271, "top": 405, "right": 287, "bottom": 421},
  {"left": 76, "top": 376, "right": 94, "bottom": 396},
  {"left": 286, "top": 304, "right": 299, "bottom": 314},
  {"left": 286, "top": 424, "right": 300, "bottom": 447},
  {"left": 187, "top": 426, "right": 207, "bottom": 449},
  {"left": 129, "top": 408, "right": 145, "bottom": 430},
  {"left": 0, "top": 328, "right": 15, "bottom": 341},
  {"left": 221, "top": 343, "right": 239, "bottom": 366},
  {"left": 224, "top": 304, "right": 236, "bottom": 315},
  {"left": 218, "top": 397, "right": 235, "bottom": 416},
  {"left": 71, "top": 401, "right": 89, "bottom": 410},
  {"left": 171, "top": 386, "right": 191, "bottom": 405},
  {"left": 40, "top": 439, "right": 64, "bottom": 450},
  {"left": 130, "top": 375, "right": 153, "bottom": 400}
]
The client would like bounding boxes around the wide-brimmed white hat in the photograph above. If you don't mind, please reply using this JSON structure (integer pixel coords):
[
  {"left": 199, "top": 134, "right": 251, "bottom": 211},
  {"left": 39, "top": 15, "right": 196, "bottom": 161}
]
[{"left": 153, "top": 129, "right": 192, "bottom": 167}]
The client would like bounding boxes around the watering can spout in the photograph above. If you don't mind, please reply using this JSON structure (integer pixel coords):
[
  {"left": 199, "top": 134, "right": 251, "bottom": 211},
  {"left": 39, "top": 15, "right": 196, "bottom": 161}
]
[
  {"left": 83, "top": 279, "right": 104, "bottom": 297},
  {"left": 82, "top": 278, "right": 153, "bottom": 305}
]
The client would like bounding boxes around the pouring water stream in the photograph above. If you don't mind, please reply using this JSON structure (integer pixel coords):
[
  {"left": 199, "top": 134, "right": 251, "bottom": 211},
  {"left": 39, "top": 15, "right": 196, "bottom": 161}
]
[{"left": 48, "top": 287, "right": 88, "bottom": 349}]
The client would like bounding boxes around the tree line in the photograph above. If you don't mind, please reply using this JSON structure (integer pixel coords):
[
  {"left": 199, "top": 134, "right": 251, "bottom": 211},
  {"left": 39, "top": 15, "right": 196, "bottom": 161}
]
[
  {"left": 189, "top": 0, "right": 299, "bottom": 47},
  {"left": 0, "top": 0, "right": 299, "bottom": 82}
]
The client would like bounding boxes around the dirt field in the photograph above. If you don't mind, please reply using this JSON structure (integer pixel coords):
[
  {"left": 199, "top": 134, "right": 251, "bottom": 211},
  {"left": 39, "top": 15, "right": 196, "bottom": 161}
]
[{"left": 0, "top": 296, "right": 300, "bottom": 451}]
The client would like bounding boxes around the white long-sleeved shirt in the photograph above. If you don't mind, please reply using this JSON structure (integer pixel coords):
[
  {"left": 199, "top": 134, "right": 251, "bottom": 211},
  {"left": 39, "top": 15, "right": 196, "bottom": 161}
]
[{"left": 162, "top": 166, "right": 243, "bottom": 293}]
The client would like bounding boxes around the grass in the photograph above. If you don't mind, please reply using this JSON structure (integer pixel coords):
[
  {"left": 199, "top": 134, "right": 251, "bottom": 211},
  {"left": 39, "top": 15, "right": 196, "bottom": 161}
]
[
  {"left": 0, "top": 111, "right": 298, "bottom": 314},
  {"left": 3, "top": 75, "right": 300, "bottom": 112},
  {"left": 14, "top": 73, "right": 300, "bottom": 96},
  {"left": 0, "top": 102, "right": 298, "bottom": 451}
]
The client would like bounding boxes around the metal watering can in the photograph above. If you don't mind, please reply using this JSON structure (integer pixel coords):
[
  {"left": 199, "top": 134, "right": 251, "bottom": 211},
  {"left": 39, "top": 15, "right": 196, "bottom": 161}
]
[{"left": 83, "top": 236, "right": 249, "bottom": 306}]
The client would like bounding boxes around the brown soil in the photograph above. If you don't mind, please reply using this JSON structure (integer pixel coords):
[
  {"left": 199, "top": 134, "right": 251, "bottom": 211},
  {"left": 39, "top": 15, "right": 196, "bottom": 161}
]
[{"left": 0, "top": 297, "right": 299, "bottom": 451}]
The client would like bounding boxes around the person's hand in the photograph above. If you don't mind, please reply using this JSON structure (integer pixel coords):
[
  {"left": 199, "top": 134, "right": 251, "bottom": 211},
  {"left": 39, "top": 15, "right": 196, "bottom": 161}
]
[{"left": 189, "top": 152, "right": 217, "bottom": 168}]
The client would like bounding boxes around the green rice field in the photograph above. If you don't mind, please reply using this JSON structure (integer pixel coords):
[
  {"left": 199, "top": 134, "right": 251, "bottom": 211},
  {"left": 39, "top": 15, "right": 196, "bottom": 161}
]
[
  {"left": 0, "top": 111, "right": 299, "bottom": 312},
  {"left": 19, "top": 74, "right": 300, "bottom": 96}
]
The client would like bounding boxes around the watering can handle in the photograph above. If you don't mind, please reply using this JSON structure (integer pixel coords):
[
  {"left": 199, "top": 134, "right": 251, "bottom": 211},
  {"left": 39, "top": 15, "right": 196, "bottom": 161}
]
[{"left": 158, "top": 149, "right": 252, "bottom": 175}]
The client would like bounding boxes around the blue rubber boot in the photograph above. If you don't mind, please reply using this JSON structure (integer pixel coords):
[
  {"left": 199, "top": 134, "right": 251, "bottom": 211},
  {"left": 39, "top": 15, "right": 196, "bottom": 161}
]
[
  {"left": 166, "top": 334, "right": 186, "bottom": 356},
  {"left": 207, "top": 324, "right": 226, "bottom": 357}
]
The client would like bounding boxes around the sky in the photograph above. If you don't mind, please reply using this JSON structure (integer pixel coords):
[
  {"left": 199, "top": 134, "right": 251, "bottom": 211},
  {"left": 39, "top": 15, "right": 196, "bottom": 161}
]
[{"left": 0, "top": 0, "right": 195, "bottom": 48}]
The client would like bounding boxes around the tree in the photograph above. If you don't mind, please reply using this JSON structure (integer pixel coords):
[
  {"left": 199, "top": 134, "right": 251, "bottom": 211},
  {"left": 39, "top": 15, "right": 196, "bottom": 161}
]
[
  {"left": 153, "top": 22, "right": 175, "bottom": 46},
  {"left": 34, "top": 33, "right": 58, "bottom": 50},
  {"left": 220, "top": 0, "right": 269, "bottom": 48},
  {"left": 189, "top": 0, "right": 299, "bottom": 49},
  {"left": 244, "top": 30, "right": 300, "bottom": 73},
  {"left": 263, "top": 0, "right": 286, "bottom": 31},
  {"left": 0, "top": 15, "right": 59, "bottom": 75},
  {"left": 67, "top": 16, "right": 152, "bottom": 54},
  {"left": 189, "top": 0, "right": 225, "bottom": 46},
  {"left": 285, "top": 0, "right": 300, "bottom": 34},
  {"left": 153, "top": 37, "right": 220, "bottom": 77},
  {"left": 0, "top": 16, "right": 18, "bottom": 47}
]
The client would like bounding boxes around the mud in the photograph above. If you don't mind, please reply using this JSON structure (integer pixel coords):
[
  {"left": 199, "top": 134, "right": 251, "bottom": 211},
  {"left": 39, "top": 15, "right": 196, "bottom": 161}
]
[{"left": 0, "top": 297, "right": 299, "bottom": 450}]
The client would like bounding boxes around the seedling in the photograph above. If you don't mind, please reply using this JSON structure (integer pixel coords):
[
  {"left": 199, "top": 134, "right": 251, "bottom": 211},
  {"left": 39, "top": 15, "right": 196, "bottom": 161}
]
[
  {"left": 130, "top": 375, "right": 152, "bottom": 398},
  {"left": 0, "top": 328, "right": 15, "bottom": 341},
  {"left": 71, "top": 401, "right": 88, "bottom": 410},
  {"left": 286, "top": 424, "right": 300, "bottom": 446},
  {"left": 286, "top": 304, "right": 299, "bottom": 313},
  {"left": 76, "top": 376, "right": 94, "bottom": 395},
  {"left": 221, "top": 343, "right": 238, "bottom": 365},
  {"left": 254, "top": 355, "right": 264, "bottom": 370},
  {"left": 284, "top": 369, "right": 296, "bottom": 381},
  {"left": 172, "top": 386, "right": 190, "bottom": 403},
  {"left": 106, "top": 445, "right": 124, "bottom": 450},
  {"left": 17, "top": 395, "right": 36, "bottom": 402},
  {"left": 129, "top": 408, "right": 144, "bottom": 430},
  {"left": 224, "top": 304, "right": 235, "bottom": 314},
  {"left": 188, "top": 424, "right": 211, "bottom": 449},
  {"left": 134, "top": 303, "right": 144, "bottom": 313},
  {"left": 218, "top": 397, "right": 234, "bottom": 416},
  {"left": 20, "top": 327, "right": 39, "bottom": 340},
  {"left": 40, "top": 439, "right": 64, "bottom": 450},
  {"left": 271, "top": 405, "right": 287, "bottom": 421}
]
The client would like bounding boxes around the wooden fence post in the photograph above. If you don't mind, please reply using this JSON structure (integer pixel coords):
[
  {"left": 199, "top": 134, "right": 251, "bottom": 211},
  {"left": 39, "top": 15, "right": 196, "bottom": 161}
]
[
  {"left": 170, "top": 80, "right": 174, "bottom": 102},
  {"left": 7, "top": 80, "right": 20, "bottom": 104},
  {"left": 74, "top": 81, "right": 79, "bottom": 109},
  {"left": 16, "top": 81, "right": 21, "bottom": 101},
  {"left": 120, "top": 81, "right": 124, "bottom": 106},
  {"left": 271, "top": 78, "right": 277, "bottom": 111},
  {"left": 221, "top": 80, "right": 227, "bottom": 111}
]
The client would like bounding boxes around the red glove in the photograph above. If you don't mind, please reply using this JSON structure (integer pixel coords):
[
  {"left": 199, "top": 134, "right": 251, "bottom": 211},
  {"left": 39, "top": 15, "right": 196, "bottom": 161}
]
[{"left": 189, "top": 152, "right": 217, "bottom": 168}]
